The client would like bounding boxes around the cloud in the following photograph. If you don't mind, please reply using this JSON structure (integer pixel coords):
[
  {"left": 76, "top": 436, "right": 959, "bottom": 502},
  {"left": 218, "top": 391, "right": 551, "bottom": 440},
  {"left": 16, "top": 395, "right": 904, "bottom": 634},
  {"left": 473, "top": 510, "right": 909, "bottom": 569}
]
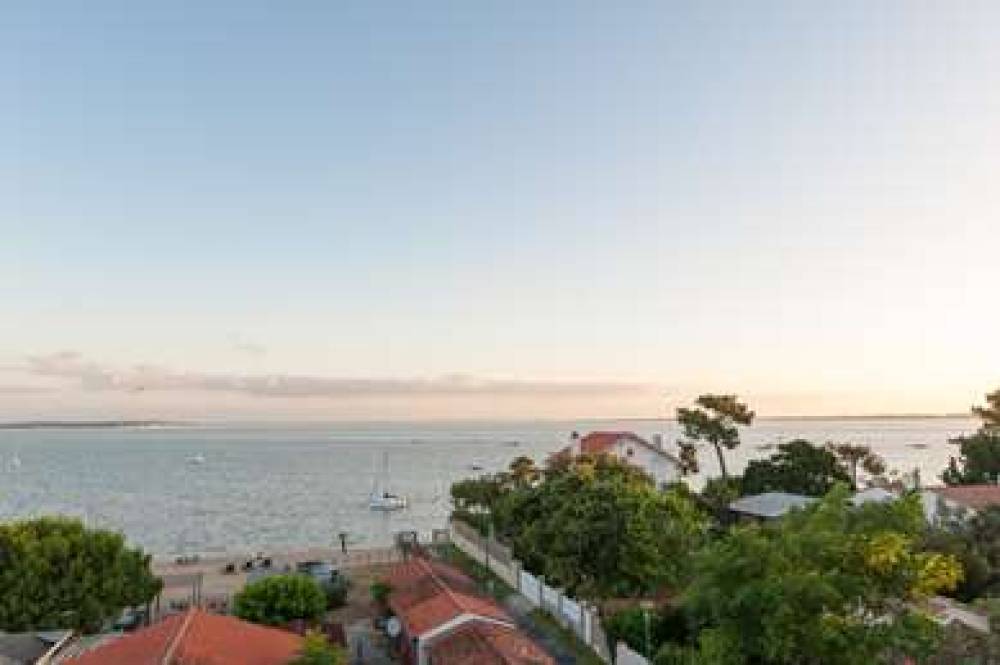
[
  {"left": 24, "top": 352, "right": 647, "bottom": 399},
  {"left": 228, "top": 334, "right": 267, "bottom": 357},
  {"left": 0, "top": 385, "right": 54, "bottom": 394}
]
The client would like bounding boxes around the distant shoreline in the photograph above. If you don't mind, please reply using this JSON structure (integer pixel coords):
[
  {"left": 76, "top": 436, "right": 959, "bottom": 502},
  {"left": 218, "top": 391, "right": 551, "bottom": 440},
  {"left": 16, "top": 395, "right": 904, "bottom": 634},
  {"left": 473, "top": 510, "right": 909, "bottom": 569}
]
[
  {"left": 0, "top": 420, "right": 180, "bottom": 430},
  {"left": 0, "top": 414, "right": 972, "bottom": 430}
]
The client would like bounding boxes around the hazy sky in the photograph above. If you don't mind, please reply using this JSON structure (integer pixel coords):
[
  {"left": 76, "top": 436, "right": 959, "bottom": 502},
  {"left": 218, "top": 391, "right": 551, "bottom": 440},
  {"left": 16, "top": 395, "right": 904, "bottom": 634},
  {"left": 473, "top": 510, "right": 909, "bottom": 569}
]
[{"left": 3, "top": 1, "right": 999, "bottom": 420}]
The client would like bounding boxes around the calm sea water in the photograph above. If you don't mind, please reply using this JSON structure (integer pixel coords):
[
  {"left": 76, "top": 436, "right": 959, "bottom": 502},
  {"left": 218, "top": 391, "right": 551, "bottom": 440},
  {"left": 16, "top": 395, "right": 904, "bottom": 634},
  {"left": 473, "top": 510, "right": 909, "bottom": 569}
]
[{"left": 0, "top": 418, "right": 976, "bottom": 557}]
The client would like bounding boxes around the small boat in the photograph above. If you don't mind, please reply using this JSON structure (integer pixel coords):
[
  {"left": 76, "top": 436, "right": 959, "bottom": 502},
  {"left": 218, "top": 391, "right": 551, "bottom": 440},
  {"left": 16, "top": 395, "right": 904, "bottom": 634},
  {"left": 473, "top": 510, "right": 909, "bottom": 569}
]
[
  {"left": 469, "top": 464, "right": 484, "bottom": 471},
  {"left": 907, "top": 443, "right": 929, "bottom": 450},
  {"left": 369, "top": 491, "right": 408, "bottom": 511},
  {"left": 369, "top": 451, "right": 407, "bottom": 511},
  {"left": 186, "top": 454, "right": 206, "bottom": 465}
]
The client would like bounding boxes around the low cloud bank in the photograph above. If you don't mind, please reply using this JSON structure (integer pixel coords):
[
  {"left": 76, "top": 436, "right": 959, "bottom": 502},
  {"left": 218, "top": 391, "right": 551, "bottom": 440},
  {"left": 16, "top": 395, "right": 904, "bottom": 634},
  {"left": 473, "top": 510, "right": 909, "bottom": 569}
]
[{"left": 23, "top": 351, "right": 646, "bottom": 399}]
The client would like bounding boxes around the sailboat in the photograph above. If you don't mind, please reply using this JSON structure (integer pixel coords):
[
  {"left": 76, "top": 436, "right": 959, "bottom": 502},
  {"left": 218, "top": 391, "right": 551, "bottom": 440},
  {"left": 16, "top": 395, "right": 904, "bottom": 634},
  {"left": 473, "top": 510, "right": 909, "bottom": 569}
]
[{"left": 369, "top": 451, "right": 407, "bottom": 511}]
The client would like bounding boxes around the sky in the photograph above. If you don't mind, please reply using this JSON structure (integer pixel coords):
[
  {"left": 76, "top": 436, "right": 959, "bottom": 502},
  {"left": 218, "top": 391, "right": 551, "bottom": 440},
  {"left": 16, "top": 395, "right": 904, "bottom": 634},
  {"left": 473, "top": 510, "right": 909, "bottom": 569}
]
[{"left": 2, "top": 1, "right": 999, "bottom": 420}]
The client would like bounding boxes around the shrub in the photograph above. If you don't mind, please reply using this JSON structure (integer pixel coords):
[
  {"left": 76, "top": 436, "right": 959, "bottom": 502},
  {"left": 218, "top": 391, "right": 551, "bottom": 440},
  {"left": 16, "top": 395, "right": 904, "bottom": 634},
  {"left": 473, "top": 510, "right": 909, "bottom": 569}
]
[
  {"left": 289, "top": 631, "right": 346, "bottom": 665},
  {"left": 370, "top": 580, "right": 392, "bottom": 604}
]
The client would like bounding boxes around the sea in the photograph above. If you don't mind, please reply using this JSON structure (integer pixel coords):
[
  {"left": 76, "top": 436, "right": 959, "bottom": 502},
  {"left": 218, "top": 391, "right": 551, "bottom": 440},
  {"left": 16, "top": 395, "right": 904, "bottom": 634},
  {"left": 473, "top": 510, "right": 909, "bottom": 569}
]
[{"left": 0, "top": 417, "right": 977, "bottom": 558}]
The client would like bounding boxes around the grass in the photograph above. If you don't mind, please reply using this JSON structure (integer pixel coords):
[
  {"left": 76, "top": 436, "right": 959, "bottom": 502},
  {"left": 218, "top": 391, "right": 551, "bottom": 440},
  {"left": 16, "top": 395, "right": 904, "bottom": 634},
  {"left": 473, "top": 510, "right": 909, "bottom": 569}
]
[
  {"left": 529, "top": 608, "right": 607, "bottom": 665},
  {"left": 436, "top": 543, "right": 516, "bottom": 601},
  {"left": 438, "top": 543, "right": 608, "bottom": 664}
]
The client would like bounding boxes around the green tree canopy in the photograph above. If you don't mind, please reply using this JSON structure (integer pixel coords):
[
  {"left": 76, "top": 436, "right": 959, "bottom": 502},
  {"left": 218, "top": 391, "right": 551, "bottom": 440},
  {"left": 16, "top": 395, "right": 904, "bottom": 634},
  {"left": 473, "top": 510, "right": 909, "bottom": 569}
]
[
  {"left": 233, "top": 574, "right": 327, "bottom": 627},
  {"left": 680, "top": 487, "right": 962, "bottom": 664},
  {"left": 923, "top": 505, "right": 1000, "bottom": 602},
  {"left": 0, "top": 517, "right": 161, "bottom": 632},
  {"left": 827, "top": 442, "right": 887, "bottom": 489},
  {"left": 942, "top": 387, "right": 1000, "bottom": 485},
  {"left": 676, "top": 394, "right": 754, "bottom": 480},
  {"left": 742, "top": 439, "right": 851, "bottom": 497},
  {"left": 459, "top": 454, "right": 708, "bottom": 599}
]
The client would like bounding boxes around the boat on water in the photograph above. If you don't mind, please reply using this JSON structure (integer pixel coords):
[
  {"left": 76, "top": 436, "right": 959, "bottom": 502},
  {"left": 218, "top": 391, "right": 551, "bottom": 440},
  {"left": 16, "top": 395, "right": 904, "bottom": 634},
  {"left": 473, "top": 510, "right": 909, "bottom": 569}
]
[
  {"left": 186, "top": 454, "right": 206, "bottom": 465},
  {"left": 369, "top": 451, "right": 407, "bottom": 511}
]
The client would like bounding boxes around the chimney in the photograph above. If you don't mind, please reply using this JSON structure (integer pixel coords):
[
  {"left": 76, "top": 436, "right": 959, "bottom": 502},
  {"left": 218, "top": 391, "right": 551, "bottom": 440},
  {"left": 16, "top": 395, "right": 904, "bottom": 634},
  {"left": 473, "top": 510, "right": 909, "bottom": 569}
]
[
  {"left": 570, "top": 431, "right": 581, "bottom": 456},
  {"left": 652, "top": 434, "right": 664, "bottom": 451}
]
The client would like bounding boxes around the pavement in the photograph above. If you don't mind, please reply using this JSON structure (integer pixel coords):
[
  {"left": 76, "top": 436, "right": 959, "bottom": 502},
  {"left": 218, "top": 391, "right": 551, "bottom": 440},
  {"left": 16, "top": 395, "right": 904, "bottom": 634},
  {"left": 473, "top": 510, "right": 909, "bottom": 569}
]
[
  {"left": 344, "top": 618, "right": 394, "bottom": 665},
  {"left": 502, "top": 594, "right": 578, "bottom": 665}
]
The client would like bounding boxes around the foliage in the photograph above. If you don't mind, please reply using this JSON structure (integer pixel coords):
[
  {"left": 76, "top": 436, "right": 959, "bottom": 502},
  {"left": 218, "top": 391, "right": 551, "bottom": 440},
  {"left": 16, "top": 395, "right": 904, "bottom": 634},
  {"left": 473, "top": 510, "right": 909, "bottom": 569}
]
[
  {"left": 681, "top": 487, "right": 961, "bottom": 664},
  {"left": 606, "top": 606, "right": 694, "bottom": 659},
  {"left": 289, "top": 631, "right": 346, "bottom": 665},
  {"left": 827, "top": 442, "right": 887, "bottom": 489},
  {"left": 233, "top": 574, "right": 326, "bottom": 626},
  {"left": 942, "top": 387, "right": 1000, "bottom": 485},
  {"left": 369, "top": 580, "right": 392, "bottom": 604},
  {"left": 0, "top": 517, "right": 162, "bottom": 632},
  {"left": 676, "top": 394, "right": 754, "bottom": 480},
  {"left": 922, "top": 505, "right": 1000, "bottom": 601},
  {"left": 741, "top": 439, "right": 851, "bottom": 497},
  {"left": 972, "top": 388, "right": 1000, "bottom": 431},
  {"left": 700, "top": 476, "right": 742, "bottom": 512},
  {"left": 322, "top": 575, "right": 350, "bottom": 609},
  {"left": 942, "top": 432, "right": 1000, "bottom": 485},
  {"left": 500, "top": 455, "right": 708, "bottom": 598}
]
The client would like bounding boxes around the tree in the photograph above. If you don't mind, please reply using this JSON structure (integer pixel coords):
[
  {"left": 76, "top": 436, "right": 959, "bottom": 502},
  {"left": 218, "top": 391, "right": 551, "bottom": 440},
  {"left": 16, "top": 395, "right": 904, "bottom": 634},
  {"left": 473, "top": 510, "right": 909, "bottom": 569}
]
[
  {"left": 289, "top": 631, "right": 346, "bottom": 665},
  {"left": 233, "top": 574, "right": 326, "bottom": 627},
  {"left": 741, "top": 439, "right": 851, "bottom": 497},
  {"left": 0, "top": 517, "right": 162, "bottom": 632},
  {"left": 923, "top": 505, "right": 1000, "bottom": 602},
  {"left": 508, "top": 455, "right": 540, "bottom": 487},
  {"left": 827, "top": 442, "right": 886, "bottom": 489},
  {"left": 681, "top": 487, "right": 962, "bottom": 664},
  {"left": 493, "top": 455, "right": 707, "bottom": 599},
  {"left": 676, "top": 395, "right": 754, "bottom": 481},
  {"left": 942, "top": 388, "right": 1000, "bottom": 485},
  {"left": 972, "top": 388, "right": 1000, "bottom": 431}
]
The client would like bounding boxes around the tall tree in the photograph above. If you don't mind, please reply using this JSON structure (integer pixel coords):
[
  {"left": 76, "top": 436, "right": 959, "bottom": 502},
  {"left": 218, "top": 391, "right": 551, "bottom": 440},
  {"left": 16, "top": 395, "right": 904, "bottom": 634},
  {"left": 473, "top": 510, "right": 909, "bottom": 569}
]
[
  {"left": 0, "top": 517, "right": 162, "bottom": 632},
  {"left": 742, "top": 439, "right": 851, "bottom": 497},
  {"left": 972, "top": 388, "right": 1000, "bottom": 431},
  {"left": 676, "top": 394, "right": 754, "bottom": 481},
  {"left": 942, "top": 387, "right": 1000, "bottom": 485},
  {"left": 827, "top": 442, "right": 886, "bottom": 489}
]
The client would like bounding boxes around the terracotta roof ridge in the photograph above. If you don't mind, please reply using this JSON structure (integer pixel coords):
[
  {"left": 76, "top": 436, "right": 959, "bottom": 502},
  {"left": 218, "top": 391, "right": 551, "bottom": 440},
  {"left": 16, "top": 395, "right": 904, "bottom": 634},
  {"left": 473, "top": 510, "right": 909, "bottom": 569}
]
[
  {"left": 419, "top": 558, "right": 469, "bottom": 615},
  {"left": 160, "top": 608, "right": 197, "bottom": 664},
  {"left": 465, "top": 621, "right": 515, "bottom": 663}
]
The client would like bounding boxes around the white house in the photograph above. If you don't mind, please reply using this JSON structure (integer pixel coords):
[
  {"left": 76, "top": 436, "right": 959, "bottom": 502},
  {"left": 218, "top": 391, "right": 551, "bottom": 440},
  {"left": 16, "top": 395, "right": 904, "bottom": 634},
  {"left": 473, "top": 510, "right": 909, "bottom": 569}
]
[{"left": 559, "top": 431, "right": 684, "bottom": 488}]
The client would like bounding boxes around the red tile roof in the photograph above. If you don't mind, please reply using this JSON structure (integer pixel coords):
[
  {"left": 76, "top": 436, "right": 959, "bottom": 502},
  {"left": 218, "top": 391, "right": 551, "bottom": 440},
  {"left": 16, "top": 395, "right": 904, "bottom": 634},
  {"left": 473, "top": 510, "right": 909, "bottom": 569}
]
[
  {"left": 65, "top": 609, "right": 303, "bottom": 665},
  {"left": 928, "top": 485, "right": 1000, "bottom": 511},
  {"left": 427, "top": 620, "right": 555, "bottom": 664},
  {"left": 578, "top": 431, "right": 642, "bottom": 455},
  {"left": 387, "top": 558, "right": 511, "bottom": 637}
]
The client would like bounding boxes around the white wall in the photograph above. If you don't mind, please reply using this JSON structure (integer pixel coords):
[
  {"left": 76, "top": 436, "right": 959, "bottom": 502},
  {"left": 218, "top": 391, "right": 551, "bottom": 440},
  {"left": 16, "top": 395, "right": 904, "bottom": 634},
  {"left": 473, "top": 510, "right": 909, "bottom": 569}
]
[{"left": 613, "top": 439, "right": 681, "bottom": 487}]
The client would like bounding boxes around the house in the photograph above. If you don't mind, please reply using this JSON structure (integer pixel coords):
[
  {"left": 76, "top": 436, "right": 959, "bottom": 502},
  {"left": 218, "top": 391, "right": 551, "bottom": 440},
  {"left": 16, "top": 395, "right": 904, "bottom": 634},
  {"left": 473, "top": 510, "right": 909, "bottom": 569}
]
[
  {"left": 385, "top": 557, "right": 553, "bottom": 665},
  {"left": 850, "top": 487, "right": 898, "bottom": 506},
  {"left": 919, "top": 484, "right": 1000, "bottom": 524},
  {"left": 729, "top": 492, "right": 817, "bottom": 521},
  {"left": 0, "top": 630, "right": 72, "bottom": 664},
  {"left": 557, "top": 431, "right": 683, "bottom": 488},
  {"left": 62, "top": 609, "right": 303, "bottom": 665}
]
